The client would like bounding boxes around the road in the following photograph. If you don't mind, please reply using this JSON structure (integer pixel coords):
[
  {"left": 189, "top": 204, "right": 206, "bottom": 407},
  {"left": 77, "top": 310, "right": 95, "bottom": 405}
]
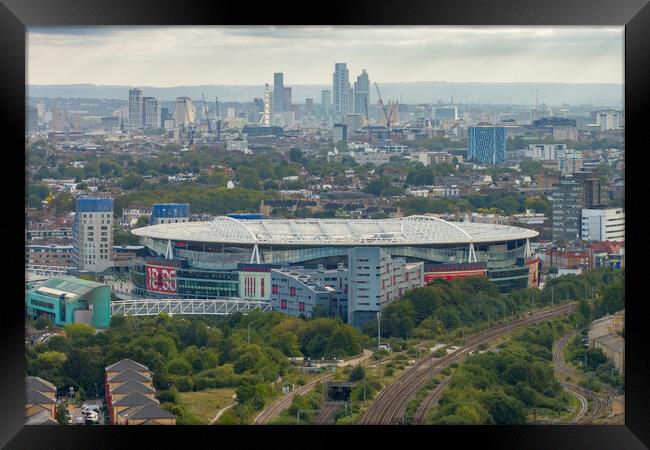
[
  {"left": 209, "top": 400, "right": 237, "bottom": 425},
  {"left": 68, "top": 398, "right": 105, "bottom": 425},
  {"left": 359, "top": 302, "right": 576, "bottom": 425}
]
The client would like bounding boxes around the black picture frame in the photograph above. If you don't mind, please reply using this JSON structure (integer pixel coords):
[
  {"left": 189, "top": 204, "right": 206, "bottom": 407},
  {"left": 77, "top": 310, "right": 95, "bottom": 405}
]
[{"left": 2, "top": 0, "right": 648, "bottom": 448}]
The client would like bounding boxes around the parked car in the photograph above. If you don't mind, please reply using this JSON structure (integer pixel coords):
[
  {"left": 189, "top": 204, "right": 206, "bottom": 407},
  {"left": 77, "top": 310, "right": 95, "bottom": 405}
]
[{"left": 75, "top": 416, "right": 84, "bottom": 425}]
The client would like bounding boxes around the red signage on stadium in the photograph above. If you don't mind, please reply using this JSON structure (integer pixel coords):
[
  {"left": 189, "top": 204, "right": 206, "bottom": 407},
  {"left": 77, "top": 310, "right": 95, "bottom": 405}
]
[{"left": 145, "top": 264, "right": 177, "bottom": 294}]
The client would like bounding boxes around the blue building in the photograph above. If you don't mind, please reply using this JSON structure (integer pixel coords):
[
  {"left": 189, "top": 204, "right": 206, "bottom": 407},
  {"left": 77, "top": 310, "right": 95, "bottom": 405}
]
[
  {"left": 25, "top": 276, "right": 112, "bottom": 328},
  {"left": 468, "top": 126, "right": 506, "bottom": 164},
  {"left": 150, "top": 204, "right": 190, "bottom": 225}
]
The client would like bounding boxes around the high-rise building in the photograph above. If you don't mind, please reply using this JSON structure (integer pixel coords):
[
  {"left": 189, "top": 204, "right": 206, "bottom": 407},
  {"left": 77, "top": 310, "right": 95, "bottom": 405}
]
[
  {"left": 305, "top": 98, "right": 314, "bottom": 116},
  {"left": 283, "top": 87, "right": 292, "bottom": 111},
  {"left": 26, "top": 105, "right": 38, "bottom": 133},
  {"left": 467, "top": 126, "right": 506, "bottom": 164},
  {"left": 174, "top": 97, "right": 195, "bottom": 127},
  {"left": 72, "top": 197, "right": 114, "bottom": 273},
  {"left": 142, "top": 97, "right": 161, "bottom": 129},
  {"left": 321, "top": 90, "right": 332, "bottom": 114},
  {"left": 552, "top": 172, "right": 603, "bottom": 242},
  {"left": 434, "top": 107, "right": 458, "bottom": 121},
  {"left": 160, "top": 107, "right": 172, "bottom": 128},
  {"left": 595, "top": 110, "right": 623, "bottom": 131},
  {"left": 273, "top": 73, "right": 284, "bottom": 114},
  {"left": 581, "top": 208, "right": 625, "bottom": 242},
  {"left": 128, "top": 88, "right": 143, "bottom": 129},
  {"left": 332, "top": 123, "right": 348, "bottom": 143},
  {"left": 263, "top": 83, "right": 271, "bottom": 126},
  {"left": 353, "top": 69, "right": 370, "bottom": 117},
  {"left": 333, "top": 63, "right": 350, "bottom": 116}
]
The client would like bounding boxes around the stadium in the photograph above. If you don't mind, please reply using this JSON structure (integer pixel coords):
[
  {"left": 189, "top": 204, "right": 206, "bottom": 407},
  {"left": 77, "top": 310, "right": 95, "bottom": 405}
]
[{"left": 128, "top": 215, "right": 540, "bottom": 322}]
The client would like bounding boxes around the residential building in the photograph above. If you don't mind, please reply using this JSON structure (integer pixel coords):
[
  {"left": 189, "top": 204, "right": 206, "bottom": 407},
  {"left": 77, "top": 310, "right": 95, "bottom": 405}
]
[
  {"left": 142, "top": 97, "right": 161, "bottom": 130},
  {"left": 128, "top": 88, "right": 143, "bottom": 129},
  {"left": 525, "top": 144, "right": 567, "bottom": 161},
  {"left": 416, "top": 151, "right": 455, "bottom": 166},
  {"left": 354, "top": 151, "right": 390, "bottom": 166},
  {"left": 25, "top": 376, "right": 58, "bottom": 425},
  {"left": 558, "top": 151, "right": 583, "bottom": 174},
  {"left": 321, "top": 90, "right": 332, "bottom": 115},
  {"left": 333, "top": 63, "right": 350, "bottom": 116},
  {"left": 551, "top": 176, "right": 584, "bottom": 242},
  {"left": 581, "top": 208, "right": 624, "bottom": 242},
  {"left": 150, "top": 203, "right": 190, "bottom": 225},
  {"left": 332, "top": 123, "right": 348, "bottom": 143},
  {"left": 552, "top": 126, "right": 579, "bottom": 141},
  {"left": 467, "top": 126, "right": 506, "bottom": 164},
  {"left": 25, "top": 244, "right": 73, "bottom": 269},
  {"left": 595, "top": 110, "right": 623, "bottom": 131},
  {"left": 544, "top": 245, "right": 593, "bottom": 271},
  {"left": 72, "top": 197, "right": 114, "bottom": 272}
]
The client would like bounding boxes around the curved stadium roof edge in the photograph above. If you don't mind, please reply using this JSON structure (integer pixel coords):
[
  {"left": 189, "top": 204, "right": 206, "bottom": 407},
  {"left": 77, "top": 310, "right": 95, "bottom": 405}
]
[{"left": 132, "top": 215, "right": 538, "bottom": 246}]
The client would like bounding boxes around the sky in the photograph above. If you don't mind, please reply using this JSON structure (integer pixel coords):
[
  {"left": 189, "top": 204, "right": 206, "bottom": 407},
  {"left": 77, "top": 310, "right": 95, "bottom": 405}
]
[{"left": 27, "top": 26, "right": 624, "bottom": 86}]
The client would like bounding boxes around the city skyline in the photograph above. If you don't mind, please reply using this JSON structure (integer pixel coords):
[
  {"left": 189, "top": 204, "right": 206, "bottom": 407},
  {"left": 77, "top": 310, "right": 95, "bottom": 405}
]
[{"left": 28, "top": 26, "right": 624, "bottom": 86}]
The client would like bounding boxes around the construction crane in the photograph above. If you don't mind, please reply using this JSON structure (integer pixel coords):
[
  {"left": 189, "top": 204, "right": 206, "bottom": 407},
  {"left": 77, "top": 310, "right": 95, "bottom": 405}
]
[
  {"left": 202, "top": 94, "right": 211, "bottom": 133},
  {"left": 374, "top": 82, "right": 393, "bottom": 133}
]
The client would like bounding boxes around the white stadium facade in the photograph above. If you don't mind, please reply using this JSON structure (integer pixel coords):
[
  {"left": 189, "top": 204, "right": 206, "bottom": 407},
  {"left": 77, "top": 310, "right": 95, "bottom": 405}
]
[{"left": 129, "top": 215, "right": 540, "bottom": 327}]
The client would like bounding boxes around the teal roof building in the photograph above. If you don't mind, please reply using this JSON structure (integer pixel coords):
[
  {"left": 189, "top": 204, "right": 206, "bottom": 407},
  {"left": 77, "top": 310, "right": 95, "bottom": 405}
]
[{"left": 25, "top": 276, "right": 112, "bottom": 328}]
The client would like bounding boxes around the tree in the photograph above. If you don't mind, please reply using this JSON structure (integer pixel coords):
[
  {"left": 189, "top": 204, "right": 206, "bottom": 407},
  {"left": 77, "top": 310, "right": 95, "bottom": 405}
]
[
  {"left": 482, "top": 390, "right": 526, "bottom": 424},
  {"left": 348, "top": 365, "right": 366, "bottom": 382},
  {"left": 120, "top": 172, "right": 145, "bottom": 190},
  {"left": 166, "top": 357, "right": 193, "bottom": 376},
  {"left": 49, "top": 193, "right": 74, "bottom": 213},
  {"left": 135, "top": 215, "right": 150, "bottom": 227},
  {"left": 35, "top": 316, "right": 54, "bottom": 330},
  {"left": 288, "top": 148, "right": 303, "bottom": 163}
]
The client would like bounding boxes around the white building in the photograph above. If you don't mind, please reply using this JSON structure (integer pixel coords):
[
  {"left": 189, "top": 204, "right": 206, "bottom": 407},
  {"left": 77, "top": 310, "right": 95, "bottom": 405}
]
[
  {"left": 128, "top": 88, "right": 143, "bottom": 129},
  {"left": 526, "top": 144, "right": 567, "bottom": 161},
  {"left": 354, "top": 151, "right": 390, "bottom": 166},
  {"left": 73, "top": 198, "right": 114, "bottom": 273},
  {"left": 581, "top": 208, "right": 625, "bottom": 242},
  {"left": 226, "top": 139, "right": 250, "bottom": 153},
  {"left": 415, "top": 151, "right": 455, "bottom": 166},
  {"left": 558, "top": 151, "right": 583, "bottom": 174},
  {"left": 595, "top": 111, "right": 623, "bottom": 131}
]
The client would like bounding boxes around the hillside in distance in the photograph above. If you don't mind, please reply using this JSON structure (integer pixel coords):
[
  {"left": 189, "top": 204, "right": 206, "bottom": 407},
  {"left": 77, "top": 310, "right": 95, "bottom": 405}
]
[{"left": 27, "top": 81, "right": 623, "bottom": 107}]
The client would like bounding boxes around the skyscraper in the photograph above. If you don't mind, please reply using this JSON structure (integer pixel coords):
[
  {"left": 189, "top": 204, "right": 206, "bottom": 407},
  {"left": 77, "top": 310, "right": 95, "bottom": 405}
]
[
  {"left": 175, "top": 97, "right": 195, "bottom": 127},
  {"left": 263, "top": 83, "right": 271, "bottom": 126},
  {"left": 273, "top": 73, "right": 284, "bottom": 114},
  {"left": 333, "top": 63, "right": 350, "bottom": 116},
  {"left": 128, "top": 88, "right": 143, "bottom": 128},
  {"left": 142, "top": 97, "right": 161, "bottom": 129},
  {"left": 551, "top": 172, "right": 603, "bottom": 242},
  {"left": 72, "top": 197, "right": 114, "bottom": 273},
  {"left": 353, "top": 69, "right": 370, "bottom": 117},
  {"left": 467, "top": 126, "right": 506, "bottom": 164},
  {"left": 321, "top": 90, "right": 332, "bottom": 114},
  {"left": 283, "top": 87, "right": 292, "bottom": 111}
]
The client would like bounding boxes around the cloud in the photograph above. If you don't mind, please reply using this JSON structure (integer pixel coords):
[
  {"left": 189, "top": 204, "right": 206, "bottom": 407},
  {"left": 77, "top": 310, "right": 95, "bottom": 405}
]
[{"left": 27, "top": 26, "right": 623, "bottom": 86}]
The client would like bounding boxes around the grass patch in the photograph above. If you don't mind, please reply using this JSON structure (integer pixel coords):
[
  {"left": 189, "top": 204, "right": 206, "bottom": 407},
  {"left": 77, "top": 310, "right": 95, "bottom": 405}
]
[{"left": 178, "top": 388, "right": 236, "bottom": 424}]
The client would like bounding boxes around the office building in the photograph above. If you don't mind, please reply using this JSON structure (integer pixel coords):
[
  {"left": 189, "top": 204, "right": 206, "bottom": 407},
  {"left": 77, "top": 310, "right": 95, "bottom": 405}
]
[
  {"left": 468, "top": 126, "right": 506, "bottom": 164},
  {"left": 26, "top": 105, "right": 38, "bottom": 133},
  {"left": 553, "top": 126, "right": 579, "bottom": 141},
  {"left": 128, "top": 88, "right": 143, "bottom": 129},
  {"left": 552, "top": 176, "right": 584, "bottom": 242},
  {"left": 321, "top": 90, "right": 332, "bottom": 114},
  {"left": 333, "top": 63, "right": 350, "bottom": 116},
  {"left": 283, "top": 87, "right": 292, "bottom": 111},
  {"left": 174, "top": 97, "right": 195, "bottom": 127},
  {"left": 581, "top": 208, "right": 625, "bottom": 242},
  {"left": 270, "top": 269, "right": 335, "bottom": 318},
  {"left": 25, "top": 275, "right": 112, "bottom": 328},
  {"left": 160, "top": 107, "right": 172, "bottom": 128},
  {"left": 305, "top": 98, "right": 314, "bottom": 115},
  {"left": 142, "top": 97, "right": 161, "bottom": 130},
  {"left": 72, "top": 197, "right": 114, "bottom": 273},
  {"left": 150, "top": 203, "right": 190, "bottom": 225},
  {"left": 353, "top": 69, "right": 370, "bottom": 117},
  {"left": 434, "top": 107, "right": 458, "bottom": 121},
  {"left": 347, "top": 247, "right": 423, "bottom": 327},
  {"left": 273, "top": 73, "right": 285, "bottom": 114}
]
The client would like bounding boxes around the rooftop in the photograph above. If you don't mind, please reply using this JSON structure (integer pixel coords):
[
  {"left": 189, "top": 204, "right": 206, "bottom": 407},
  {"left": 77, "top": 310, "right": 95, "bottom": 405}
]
[
  {"left": 105, "top": 359, "right": 150, "bottom": 373},
  {"left": 133, "top": 215, "right": 537, "bottom": 246},
  {"left": 33, "top": 276, "right": 105, "bottom": 300}
]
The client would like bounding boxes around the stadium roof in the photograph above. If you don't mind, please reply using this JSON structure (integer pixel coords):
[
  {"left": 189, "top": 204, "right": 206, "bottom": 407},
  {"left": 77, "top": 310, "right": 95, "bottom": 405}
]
[{"left": 132, "top": 215, "right": 538, "bottom": 246}]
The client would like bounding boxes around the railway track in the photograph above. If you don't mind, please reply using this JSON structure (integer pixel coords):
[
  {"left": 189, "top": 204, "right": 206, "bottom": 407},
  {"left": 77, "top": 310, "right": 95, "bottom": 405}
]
[
  {"left": 412, "top": 376, "right": 451, "bottom": 424},
  {"left": 254, "top": 340, "right": 432, "bottom": 424},
  {"left": 313, "top": 403, "right": 344, "bottom": 425},
  {"left": 359, "top": 302, "right": 576, "bottom": 425},
  {"left": 552, "top": 330, "right": 614, "bottom": 424}
]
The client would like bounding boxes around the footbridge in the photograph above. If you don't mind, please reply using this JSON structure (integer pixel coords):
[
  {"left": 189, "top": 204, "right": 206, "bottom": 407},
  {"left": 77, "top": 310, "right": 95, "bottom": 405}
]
[{"left": 111, "top": 297, "right": 272, "bottom": 316}]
